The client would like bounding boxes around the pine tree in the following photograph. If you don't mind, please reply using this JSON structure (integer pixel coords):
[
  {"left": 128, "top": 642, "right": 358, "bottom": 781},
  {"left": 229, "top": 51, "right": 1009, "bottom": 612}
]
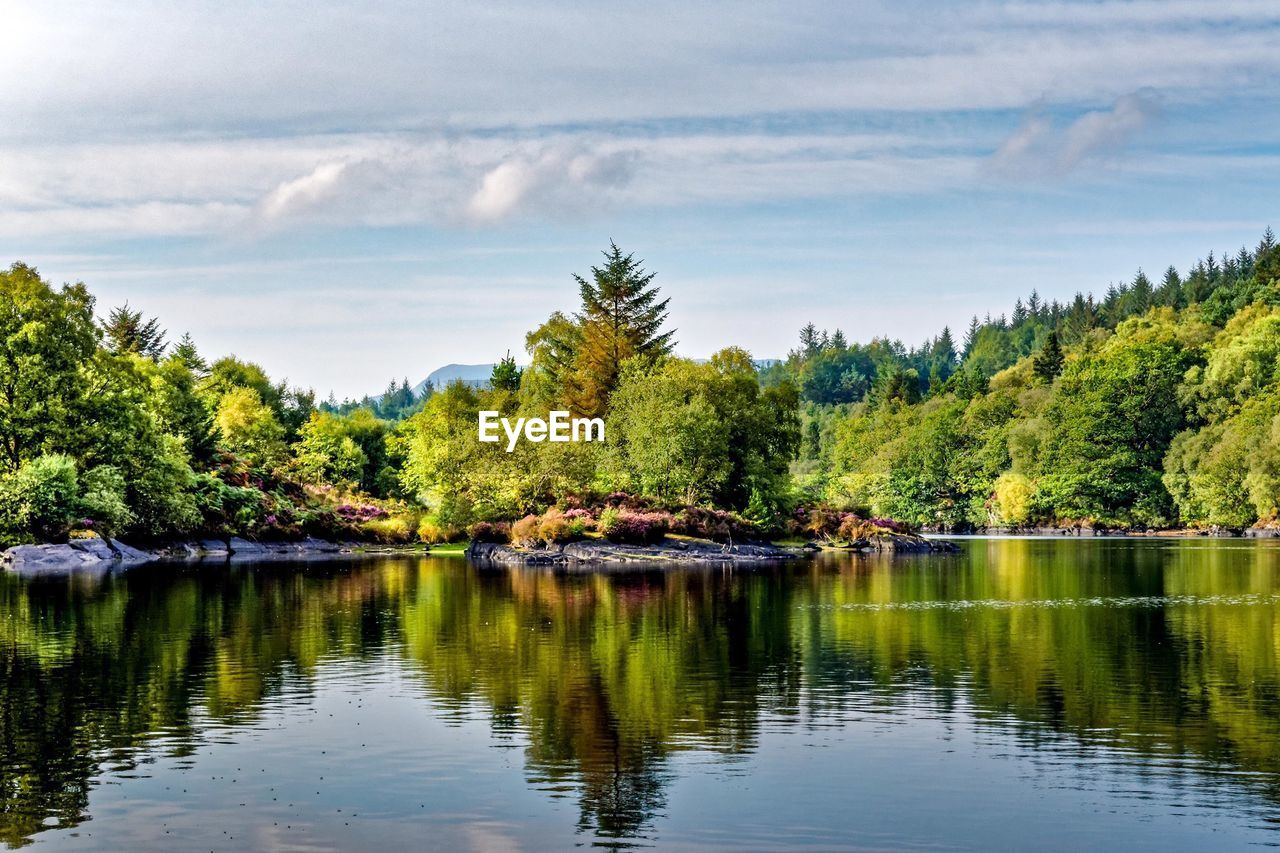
[
  {"left": 932, "top": 326, "right": 957, "bottom": 379},
  {"left": 1027, "top": 290, "right": 1042, "bottom": 317},
  {"left": 170, "top": 332, "right": 207, "bottom": 376},
  {"left": 1129, "top": 269, "right": 1153, "bottom": 316},
  {"left": 963, "top": 316, "right": 981, "bottom": 358},
  {"left": 1258, "top": 226, "right": 1276, "bottom": 255},
  {"left": 1032, "top": 330, "right": 1065, "bottom": 383},
  {"left": 571, "top": 243, "right": 675, "bottom": 417},
  {"left": 798, "top": 323, "right": 821, "bottom": 356},
  {"left": 1159, "top": 266, "right": 1183, "bottom": 308},
  {"left": 490, "top": 351, "right": 523, "bottom": 392},
  {"left": 1012, "top": 298, "right": 1027, "bottom": 326},
  {"left": 102, "top": 303, "right": 167, "bottom": 359},
  {"left": 829, "top": 329, "right": 848, "bottom": 350}
]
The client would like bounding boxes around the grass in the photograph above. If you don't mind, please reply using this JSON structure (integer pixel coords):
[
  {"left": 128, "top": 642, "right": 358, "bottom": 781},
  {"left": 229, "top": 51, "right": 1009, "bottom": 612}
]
[{"left": 427, "top": 542, "right": 468, "bottom": 555}]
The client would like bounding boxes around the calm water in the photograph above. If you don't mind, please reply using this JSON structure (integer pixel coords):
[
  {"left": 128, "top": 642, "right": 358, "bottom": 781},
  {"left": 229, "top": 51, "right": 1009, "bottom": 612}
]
[{"left": 3, "top": 539, "right": 1280, "bottom": 851}]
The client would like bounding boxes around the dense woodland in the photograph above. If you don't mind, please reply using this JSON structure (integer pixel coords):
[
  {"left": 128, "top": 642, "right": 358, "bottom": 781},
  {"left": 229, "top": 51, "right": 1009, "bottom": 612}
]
[{"left": 2, "top": 230, "right": 1279, "bottom": 548}]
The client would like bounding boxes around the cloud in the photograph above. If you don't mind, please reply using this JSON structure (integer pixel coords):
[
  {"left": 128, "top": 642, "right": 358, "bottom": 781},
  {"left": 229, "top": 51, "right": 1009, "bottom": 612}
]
[
  {"left": 1, "top": 2, "right": 1278, "bottom": 141},
  {"left": 257, "top": 161, "right": 348, "bottom": 221},
  {"left": 989, "top": 93, "right": 1160, "bottom": 177},
  {"left": 466, "top": 149, "right": 638, "bottom": 222}
]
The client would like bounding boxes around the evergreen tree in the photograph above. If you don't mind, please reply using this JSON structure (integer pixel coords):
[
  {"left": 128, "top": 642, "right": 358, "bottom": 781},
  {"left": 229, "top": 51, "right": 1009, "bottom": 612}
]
[
  {"left": 963, "top": 315, "right": 981, "bottom": 358},
  {"left": 1027, "top": 289, "right": 1042, "bottom": 317},
  {"left": 1258, "top": 226, "right": 1276, "bottom": 255},
  {"left": 101, "top": 303, "right": 167, "bottom": 359},
  {"left": 1032, "top": 330, "right": 1065, "bottom": 383},
  {"left": 570, "top": 243, "right": 675, "bottom": 417},
  {"left": 490, "top": 351, "right": 523, "bottom": 392},
  {"left": 829, "top": 329, "right": 848, "bottom": 350},
  {"left": 1129, "top": 269, "right": 1153, "bottom": 316},
  {"left": 1159, "top": 266, "right": 1182, "bottom": 308},
  {"left": 1012, "top": 298, "right": 1027, "bottom": 326},
  {"left": 170, "top": 332, "right": 208, "bottom": 377},
  {"left": 798, "top": 323, "right": 821, "bottom": 356}
]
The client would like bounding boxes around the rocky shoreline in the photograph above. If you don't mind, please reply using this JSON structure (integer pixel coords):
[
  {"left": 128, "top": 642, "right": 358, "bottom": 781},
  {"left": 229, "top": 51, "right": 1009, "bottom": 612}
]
[
  {"left": 3, "top": 530, "right": 959, "bottom": 574},
  {"left": 1, "top": 536, "right": 360, "bottom": 574},
  {"left": 466, "top": 532, "right": 956, "bottom": 567},
  {"left": 466, "top": 538, "right": 805, "bottom": 567}
]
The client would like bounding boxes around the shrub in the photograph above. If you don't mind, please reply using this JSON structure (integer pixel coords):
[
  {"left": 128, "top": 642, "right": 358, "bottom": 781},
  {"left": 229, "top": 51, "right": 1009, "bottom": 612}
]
[
  {"left": 598, "top": 508, "right": 670, "bottom": 544},
  {"left": 791, "top": 503, "right": 916, "bottom": 542},
  {"left": 0, "top": 454, "right": 80, "bottom": 544},
  {"left": 537, "top": 507, "right": 571, "bottom": 544},
  {"left": 467, "top": 521, "right": 511, "bottom": 543},
  {"left": 78, "top": 465, "right": 133, "bottom": 537},
  {"left": 511, "top": 514, "right": 541, "bottom": 545},
  {"left": 363, "top": 515, "right": 415, "bottom": 544},
  {"left": 417, "top": 515, "right": 458, "bottom": 544},
  {"left": 671, "top": 506, "right": 758, "bottom": 542},
  {"left": 991, "top": 472, "right": 1036, "bottom": 526}
]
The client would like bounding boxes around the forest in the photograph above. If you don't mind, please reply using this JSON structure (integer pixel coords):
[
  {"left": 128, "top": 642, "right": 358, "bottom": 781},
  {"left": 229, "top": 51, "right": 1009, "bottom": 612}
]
[{"left": 1, "top": 228, "right": 1279, "bottom": 549}]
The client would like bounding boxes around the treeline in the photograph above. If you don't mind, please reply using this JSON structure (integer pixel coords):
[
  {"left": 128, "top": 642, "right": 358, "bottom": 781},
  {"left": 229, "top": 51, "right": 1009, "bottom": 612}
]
[
  {"left": 0, "top": 264, "right": 417, "bottom": 547},
  {"left": 0, "top": 243, "right": 798, "bottom": 547},
  {"left": 5, "top": 228, "right": 1280, "bottom": 548},
  {"left": 788, "top": 228, "right": 1280, "bottom": 530}
]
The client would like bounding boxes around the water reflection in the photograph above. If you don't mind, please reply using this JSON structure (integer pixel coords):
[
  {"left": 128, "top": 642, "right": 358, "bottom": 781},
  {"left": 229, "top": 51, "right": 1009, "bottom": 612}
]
[{"left": 1, "top": 539, "right": 1279, "bottom": 848}]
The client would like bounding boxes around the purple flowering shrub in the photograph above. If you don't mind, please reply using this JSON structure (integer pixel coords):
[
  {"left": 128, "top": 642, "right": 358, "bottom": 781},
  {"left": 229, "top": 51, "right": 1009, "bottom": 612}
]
[{"left": 598, "top": 508, "right": 671, "bottom": 544}]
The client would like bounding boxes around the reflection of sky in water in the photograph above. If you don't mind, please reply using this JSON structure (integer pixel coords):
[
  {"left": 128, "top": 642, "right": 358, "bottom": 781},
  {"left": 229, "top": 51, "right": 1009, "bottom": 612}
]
[{"left": 5, "top": 539, "right": 1280, "bottom": 850}]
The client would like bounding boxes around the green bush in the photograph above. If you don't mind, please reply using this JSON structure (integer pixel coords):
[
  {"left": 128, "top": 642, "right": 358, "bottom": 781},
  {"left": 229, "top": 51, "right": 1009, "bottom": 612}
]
[
  {"left": 78, "top": 465, "right": 134, "bottom": 536},
  {"left": 0, "top": 454, "right": 80, "bottom": 544},
  {"left": 363, "top": 515, "right": 415, "bottom": 544}
]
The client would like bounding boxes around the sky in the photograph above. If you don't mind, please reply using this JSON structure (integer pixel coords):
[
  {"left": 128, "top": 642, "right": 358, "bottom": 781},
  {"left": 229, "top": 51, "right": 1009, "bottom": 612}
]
[{"left": 2, "top": 0, "right": 1279, "bottom": 398}]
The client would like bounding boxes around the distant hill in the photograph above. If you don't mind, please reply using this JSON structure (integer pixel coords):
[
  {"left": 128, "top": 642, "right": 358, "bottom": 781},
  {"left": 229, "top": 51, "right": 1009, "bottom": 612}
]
[
  {"left": 411, "top": 363, "right": 496, "bottom": 395},
  {"left": 409, "top": 358, "right": 782, "bottom": 397}
]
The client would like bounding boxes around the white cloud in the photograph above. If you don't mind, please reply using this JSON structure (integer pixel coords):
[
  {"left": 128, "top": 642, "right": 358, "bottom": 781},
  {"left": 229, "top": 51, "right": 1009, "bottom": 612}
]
[
  {"left": 989, "top": 93, "right": 1159, "bottom": 177},
  {"left": 257, "top": 161, "right": 348, "bottom": 221},
  {"left": 466, "top": 149, "right": 637, "bottom": 222}
]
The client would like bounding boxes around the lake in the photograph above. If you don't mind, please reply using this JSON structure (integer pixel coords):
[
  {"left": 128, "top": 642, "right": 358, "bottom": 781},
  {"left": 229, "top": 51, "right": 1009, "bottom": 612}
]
[{"left": 3, "top": 538, "right": 1280, "bottom": 850}]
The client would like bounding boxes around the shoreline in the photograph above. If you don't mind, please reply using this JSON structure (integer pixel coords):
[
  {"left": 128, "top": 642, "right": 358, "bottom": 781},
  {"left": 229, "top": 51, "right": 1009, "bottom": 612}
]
[{"left": 20, "top": 525, "right": 1278, "bottom": 575}]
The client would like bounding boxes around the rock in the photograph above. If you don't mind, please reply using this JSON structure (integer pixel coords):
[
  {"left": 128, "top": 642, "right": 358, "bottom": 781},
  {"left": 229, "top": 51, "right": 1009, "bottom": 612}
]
[
  {"left": 107, "top": 539, "right": 155, "bottom": 562},
  {"left": 199, "top": 539, "right": 231, "bottom": 556},
  {"left": 228, "top": 537, "right": 266, "bottom": 556},
  {"left": 67, "top": 537, "right": 117, "bottom": 560},
  {"left": 467, "top": 537, "right": 803, "bottom": 567},
  {"left": 3, "top": 537, "right": 156, "bottom": 573}
]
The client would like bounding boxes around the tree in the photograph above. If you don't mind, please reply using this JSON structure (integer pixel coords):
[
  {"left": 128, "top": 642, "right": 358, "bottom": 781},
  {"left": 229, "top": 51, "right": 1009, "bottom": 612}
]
[
  {"left": 214, "top": 387, "right": 286, "bottom": 469},
  {"left": 605, "top": 350, "right": 799, "bottom": 509},
  {"left": 570, "top": 243, "right": 675, "bottom": 417},
  {"left": 1032, "top": 331, "right": 1065, "bottom": 383},
  {"left": 170, "top": 333, "right": 208, "bottom": 377},
  {"left": 523, "top": 311, "right": 582, "bottom": 409},
  {"left": 490, "top": 352, "right": 523, "bottom": 392},
  {"left": 101, "top": 303, "right": 167, "bottom": 359},
  {"left": 0, "top": 264, "right": 99, "bottom": 471}
]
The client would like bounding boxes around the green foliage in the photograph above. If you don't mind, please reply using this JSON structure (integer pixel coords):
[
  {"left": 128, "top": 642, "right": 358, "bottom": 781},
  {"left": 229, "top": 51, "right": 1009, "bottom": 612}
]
[
  {"left": 78, "top": 465, "right": 133, "bottom": 536},
  {"left": 296, "top": 409, "right": 393, "bottom": 494},
  {"left": 605, "top": 349, "right": 798, "bottom": 512},
  {"left": 100, "top": 303, "right": 167, "bottom": 359},
  {"left": 0, "top": 263, "right": 99, "bottom": 471},
  {"left": 1031, "top": 330, "right": 1064, "bottom": 383},
  {"left": 214, "top": 387, "right": 287, "bottom": 470},
  {"left": 0, "top": 454, "right": 79, "bottom": 544},
  {"left": 490, "top": 352, "right": 523, "bottom": 392},
  {"left": 523, "top": 244, "right": 675, "bottom": 417}
]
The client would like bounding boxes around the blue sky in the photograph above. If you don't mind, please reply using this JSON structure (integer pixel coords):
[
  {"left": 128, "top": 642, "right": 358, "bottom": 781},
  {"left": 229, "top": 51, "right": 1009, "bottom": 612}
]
[{"left": 2, "top": 0, "right": 1279, "bottom": 397}]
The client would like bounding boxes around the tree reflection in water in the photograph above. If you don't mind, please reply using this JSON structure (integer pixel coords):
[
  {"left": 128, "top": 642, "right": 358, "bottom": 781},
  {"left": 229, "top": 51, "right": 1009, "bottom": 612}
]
[{"left": 2, "top": 539, "right": 1280, "bottom": 846}]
